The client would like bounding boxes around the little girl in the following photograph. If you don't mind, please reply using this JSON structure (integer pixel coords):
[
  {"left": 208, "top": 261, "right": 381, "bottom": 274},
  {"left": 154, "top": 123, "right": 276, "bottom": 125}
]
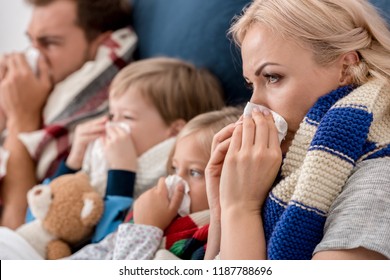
[{"left": 68, "top": 106, "right": 242, "bottom": 260}]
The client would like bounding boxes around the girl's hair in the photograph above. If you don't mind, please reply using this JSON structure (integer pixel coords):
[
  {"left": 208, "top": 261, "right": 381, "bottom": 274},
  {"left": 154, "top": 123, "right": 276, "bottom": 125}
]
[
  {"left": 166, "top": 106, "right": 243, "bottom": 173},
  {"left": 109, "top": 57, "right": 225, "bottom": 125},
  {"left": 229, "top": 0, "right": 390, "bottom": 85}
]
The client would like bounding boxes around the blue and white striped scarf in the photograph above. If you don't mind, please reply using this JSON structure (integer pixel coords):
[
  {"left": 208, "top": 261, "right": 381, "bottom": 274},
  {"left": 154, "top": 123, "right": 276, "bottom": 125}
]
[{"left": 263, "top": 79, "right": 390, "bottom": 259}]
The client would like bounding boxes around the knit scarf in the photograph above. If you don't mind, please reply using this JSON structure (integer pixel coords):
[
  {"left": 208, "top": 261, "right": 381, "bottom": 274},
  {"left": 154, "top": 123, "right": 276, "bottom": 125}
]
[
  {"left": 13, "top": 28, "right": 137, "bottom": 181},
  {"left": 162, "top": 210, "right": 209, "bottom": 260},
  {"left": 125, "top": 209, "right": 210, "bottom": 260},
  {"left": 263, "top": 79, "right": 390, "bottom": 259}
]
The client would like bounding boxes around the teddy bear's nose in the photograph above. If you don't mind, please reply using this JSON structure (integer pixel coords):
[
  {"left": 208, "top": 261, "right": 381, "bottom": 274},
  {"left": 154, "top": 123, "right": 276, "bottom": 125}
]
[{"left": 34, "top": 189, "right": 42, "bottom": 196}]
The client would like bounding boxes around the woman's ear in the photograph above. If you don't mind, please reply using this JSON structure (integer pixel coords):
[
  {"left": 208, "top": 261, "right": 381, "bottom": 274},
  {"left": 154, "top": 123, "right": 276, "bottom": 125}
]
[
  {"left": 168, "top": 119, "right": 187, "bottom": 137},
  {"left": 339, "top": 51, "right": 360, "bottom": 86}
]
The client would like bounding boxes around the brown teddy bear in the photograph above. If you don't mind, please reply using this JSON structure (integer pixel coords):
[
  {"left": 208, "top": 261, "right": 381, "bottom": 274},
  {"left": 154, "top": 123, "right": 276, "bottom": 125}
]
[{"left": 16, "top": 172, "right": 104, "bottom": 260}]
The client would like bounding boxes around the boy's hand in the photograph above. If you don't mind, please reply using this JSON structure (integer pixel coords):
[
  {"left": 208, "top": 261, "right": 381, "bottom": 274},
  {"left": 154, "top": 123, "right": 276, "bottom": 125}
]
[
  {"left": 104, "top": 125, "right": 137, "bottom": 171},
  {"left": 133, "top": 178, "right": 184, "bottom": 230},
  {"left": 66, "top": 116, "right": 107, "bottom": 169}
]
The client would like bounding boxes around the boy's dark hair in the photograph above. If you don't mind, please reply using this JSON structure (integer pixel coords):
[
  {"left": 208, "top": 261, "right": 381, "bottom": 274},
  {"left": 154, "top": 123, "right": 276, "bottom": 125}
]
[{"left": 26, "top": 0, "right": 132, "bottom": 41}]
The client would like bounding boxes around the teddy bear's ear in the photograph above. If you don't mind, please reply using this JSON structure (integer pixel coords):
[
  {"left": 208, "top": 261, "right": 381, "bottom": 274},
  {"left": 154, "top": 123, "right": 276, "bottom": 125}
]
[
  {"left": 74, "top": 171, "right": 90, "bottom": 184},
  {"left": 80, "top": 192, "right": 104, "bottom": 227}
]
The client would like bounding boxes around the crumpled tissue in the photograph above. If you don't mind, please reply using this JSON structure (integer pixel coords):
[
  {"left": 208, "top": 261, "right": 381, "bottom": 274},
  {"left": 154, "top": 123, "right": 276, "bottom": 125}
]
[
  {"left": 105, "top": 121, "right": 131, "bottom": 134},
  {"left": 243, "top": 102, "right": 288, "bottom": 143},
  {"left": 165, "top": 175, "right": 191, "bottom": 217}
]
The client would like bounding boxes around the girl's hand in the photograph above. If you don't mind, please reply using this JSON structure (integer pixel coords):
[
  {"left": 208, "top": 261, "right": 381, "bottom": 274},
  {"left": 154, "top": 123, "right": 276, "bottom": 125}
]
[
  {"left": 220, "top": 110, "right": 282, "bottom": 214},
  {"left": 104, "top": 125, "right": 137, "bottom": 171},
  {"left": 133, "top": 178, "right": 184, "bottom": 230},
  {"left": 66, "top": 116, "right": 107, "bottom": 169}
]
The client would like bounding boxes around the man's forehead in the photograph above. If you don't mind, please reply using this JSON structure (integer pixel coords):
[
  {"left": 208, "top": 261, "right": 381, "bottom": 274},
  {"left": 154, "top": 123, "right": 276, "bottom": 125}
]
[{"left": 29, "top": 0, "right": 78, "bottom": 32}]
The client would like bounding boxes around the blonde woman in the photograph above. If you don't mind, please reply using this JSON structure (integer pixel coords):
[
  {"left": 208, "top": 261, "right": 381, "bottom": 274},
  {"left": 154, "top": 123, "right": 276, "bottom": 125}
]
[{"left": 206, "top": 0, "right": 390, "bottom": 260}]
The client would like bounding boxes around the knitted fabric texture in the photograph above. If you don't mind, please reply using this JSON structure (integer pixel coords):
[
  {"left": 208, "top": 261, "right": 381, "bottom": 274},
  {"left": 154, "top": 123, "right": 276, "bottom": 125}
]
[
  {"left": 125, "top": 209, "right": 209, "bottom": 260},
  {"left": 263, "top": 80, "right": 390, "bottom": 259}
]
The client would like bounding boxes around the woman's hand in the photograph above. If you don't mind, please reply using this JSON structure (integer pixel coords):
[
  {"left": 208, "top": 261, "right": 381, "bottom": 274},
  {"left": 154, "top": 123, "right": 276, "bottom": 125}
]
[
  {"left": 104, "top": 124, "right": 137, "bottom": 171},
  {"left": 204, "top": 122, "right": 236, "bottom": 259},
  {"left": 218, "top": 109, "right": 282, "bottom": 260},
  {"left": 133, "top": 178, "right": 184, "bottom": 230},
  {"left": 66, "top": 116, "right": 107, "bottom": 169},
  {"left": 220, "top": 109, "right": 282, "bottom": 214},
  {"left": 205, "top": 123, "right": 236, "bottom": 223}
]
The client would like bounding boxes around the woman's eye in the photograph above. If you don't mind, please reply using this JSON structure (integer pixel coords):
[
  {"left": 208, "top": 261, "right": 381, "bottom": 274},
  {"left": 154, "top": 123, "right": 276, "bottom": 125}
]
[
  {"left": 264, "top": 73, "right": 281, "bottom": 84},
  {"left": 108, "top": 113, "right": 114, "bottom": 121}
]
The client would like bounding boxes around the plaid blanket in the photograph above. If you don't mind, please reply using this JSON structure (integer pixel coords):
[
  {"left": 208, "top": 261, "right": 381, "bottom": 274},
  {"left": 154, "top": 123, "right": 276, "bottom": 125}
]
[{"left": 0, "top": 27, "right": 137, "bottom": 181}]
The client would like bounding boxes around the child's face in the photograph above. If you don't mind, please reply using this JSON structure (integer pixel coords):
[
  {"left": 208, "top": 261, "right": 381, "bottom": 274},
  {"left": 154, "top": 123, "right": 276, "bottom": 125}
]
[
  {"left": 109, "top": 87, "right": 173, "bottom": 156},
  {"left": 171, "top": 133, "right": 209, "bottom": 213}
]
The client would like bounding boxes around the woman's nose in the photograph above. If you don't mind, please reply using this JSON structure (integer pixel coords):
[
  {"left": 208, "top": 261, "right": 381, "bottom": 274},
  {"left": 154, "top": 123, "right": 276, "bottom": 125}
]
[{"left": 250, "top": 88, "right": 267, "bottom": 106}]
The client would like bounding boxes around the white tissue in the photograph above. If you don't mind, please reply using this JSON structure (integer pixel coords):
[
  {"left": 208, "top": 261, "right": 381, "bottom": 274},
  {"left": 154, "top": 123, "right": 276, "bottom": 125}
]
[
  {"left": 105, "top": 121, "right": 131, "bottom": 134},
  {"left": 243, "top": 102, "right": 288, "bottom": 143},
  {"left": 25, "top": 47, "right": 40, "bottom": 75},
  {"left": 165, "top": 175, "right": 191, "bottom": 217}
]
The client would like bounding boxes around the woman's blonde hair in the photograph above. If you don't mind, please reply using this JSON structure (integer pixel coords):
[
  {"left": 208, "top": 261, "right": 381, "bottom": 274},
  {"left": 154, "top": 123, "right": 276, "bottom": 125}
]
[
  {"left": 166, "top": 106, "right": 242, "bottom": 173},
  {"left": 230, "top": 0, "right": 390, "bottom": 85},
  {"left": 109, "top": 57, "right": 225, "bottom": 125}
]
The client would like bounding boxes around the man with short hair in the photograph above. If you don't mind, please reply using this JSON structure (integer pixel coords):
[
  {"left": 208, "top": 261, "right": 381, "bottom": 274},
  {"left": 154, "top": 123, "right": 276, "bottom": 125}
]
[{"left": 0, "top": 0, "right": 136, "bottom": 229}]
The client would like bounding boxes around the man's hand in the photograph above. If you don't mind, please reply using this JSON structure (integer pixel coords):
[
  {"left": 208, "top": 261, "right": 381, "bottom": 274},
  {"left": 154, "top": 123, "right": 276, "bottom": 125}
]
[{"left": 0, "top": 53, "right": 52, "bottom": 132}]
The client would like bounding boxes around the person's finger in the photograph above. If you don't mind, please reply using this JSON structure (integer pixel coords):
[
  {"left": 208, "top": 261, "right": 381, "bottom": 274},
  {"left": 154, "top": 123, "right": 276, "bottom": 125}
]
[
  {"left": 6, "top": 54, "right": 18, "bottom": 76},
  {"left": 96, "top": 115, "right": 109, "bottom": 123},
  {"left": 37, "top": 55, "right": 53, "bottom": 89},
  {"left": 211, "top": 123, "right": 235, "bottom": 152},
  {"left": 0, "top": 56, "right": 8, "bottom": 81},
  {"left": 227, "top": 122, "right": 243, "bottom": 153},
  {"left": 104, "top": 126, "right": 115, "bottom": 142},
  {"left": 263, "top": 110, "right": 280, "bottom": 148},
  {"left": 155, "top": 177, "right": 166, "bottom": 188},
  {"left": 16, "top": 53, "right": 31, "bottom": 72},
  {"left": 208, "top": 137, "right": 231, "bottom": 168},
  {"left": 77, "top": 122, "right": 105, "bottom": 137},
  {"left": 241, "top": 113, "right": 255, "bottom": 150},
  {"left": 252, "top": 109, "right": 269, "bottom": 149},
  {"left": 169, "top": 183, "right": 184, "bottom": 213},
  {"left": 106, "top": 125, "right": 122, "bottom": 139}
]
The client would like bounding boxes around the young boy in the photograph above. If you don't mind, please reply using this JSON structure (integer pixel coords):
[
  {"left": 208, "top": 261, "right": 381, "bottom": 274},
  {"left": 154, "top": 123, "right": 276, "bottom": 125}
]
[
  {"left": 68, "top": 107, "right": 242, "bottom": 260},
  {"left": 43, "top": 57, "right": 225, "bottom": 242}
]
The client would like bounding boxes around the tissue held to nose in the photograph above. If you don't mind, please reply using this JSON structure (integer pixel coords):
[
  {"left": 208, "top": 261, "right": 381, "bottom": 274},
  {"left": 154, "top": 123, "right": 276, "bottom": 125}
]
[
  {"left": 25, "top": 47, "right": 40, "bottom": 75},
  {"left": 165, "top": 175, "right": 191, "bottom": 217},
  {"left": 243, "top": 102, "right": 288, "bottom": 143},
  {"left": 105, "top": 121, "right": 131, "bottom": 134}
]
